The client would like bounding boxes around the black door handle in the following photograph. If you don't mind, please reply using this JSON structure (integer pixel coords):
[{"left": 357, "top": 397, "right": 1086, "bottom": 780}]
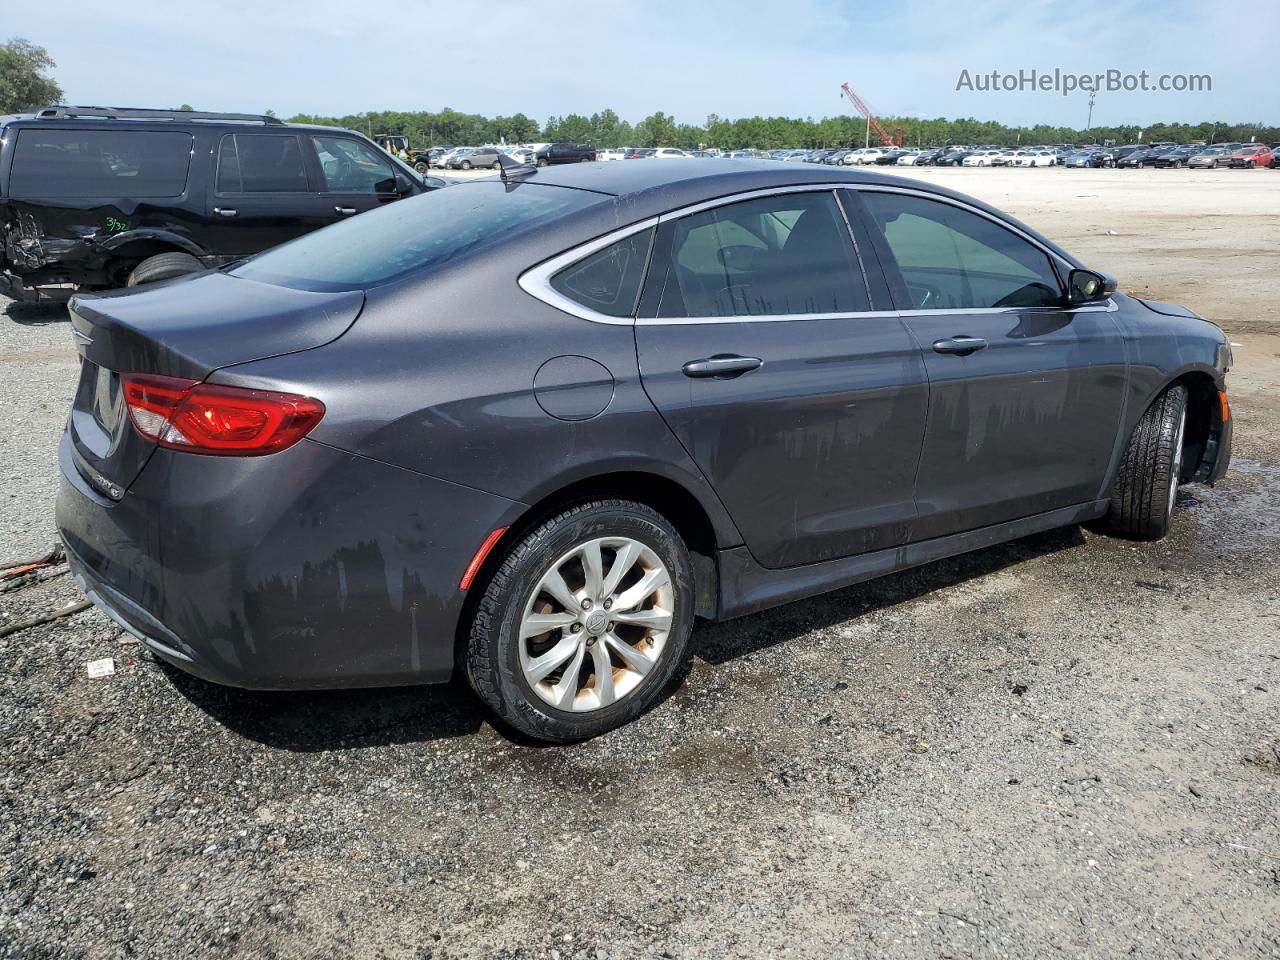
[
  {"left": 932, "top": 336, "right": 988, "bottom": 356},
  {"left": 682, "top": 355, "right": 763, "bottom": 379}
]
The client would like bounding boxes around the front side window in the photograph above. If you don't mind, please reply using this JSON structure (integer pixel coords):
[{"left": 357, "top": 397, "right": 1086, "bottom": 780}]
[
  {"left": 10, "top": 128, "right": 192, "bottom": 198},
  {"left": 233, "top": 181, "right": 601, "bottom": 291},
  {"left": 861, "top": 192, "right": 1062, "bottom": 310},
  {"left": 312, "top": 136, "right": 396, "bottom": 193},
  {"left": 656, "top": 191, "right": 869, "bottom": 318},
  {"left": 217, "top": 134, "right": 309, "bottom": 193},
  {"left": 550, "top": 229, "right": 653, "bottom": 317}
]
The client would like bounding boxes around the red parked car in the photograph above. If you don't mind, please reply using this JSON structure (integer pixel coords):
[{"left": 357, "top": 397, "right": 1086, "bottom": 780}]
[{"left": 1228, "top": 144, "right": 1273, "bottom": 168}]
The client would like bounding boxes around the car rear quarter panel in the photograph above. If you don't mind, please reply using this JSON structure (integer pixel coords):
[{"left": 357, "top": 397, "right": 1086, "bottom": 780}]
[
  {"left": 57, "top": 430, "right": 519, "bottom": 688},
  {"left": 209, "top": 224, "right": 745, "bottom": 551}
]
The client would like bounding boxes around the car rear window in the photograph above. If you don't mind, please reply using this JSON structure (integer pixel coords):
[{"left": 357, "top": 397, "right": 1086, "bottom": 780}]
[
  {"left": 232, "top": 181, "right": 602, "bottom": 292},
  {"left": 10, "top": 128, "right": 193, "bottom": 198}
]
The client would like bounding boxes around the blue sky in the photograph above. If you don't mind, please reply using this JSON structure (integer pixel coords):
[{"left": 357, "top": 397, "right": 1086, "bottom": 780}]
[{"left": 5, "top": 0, "right": 1275, "bottom": 126}]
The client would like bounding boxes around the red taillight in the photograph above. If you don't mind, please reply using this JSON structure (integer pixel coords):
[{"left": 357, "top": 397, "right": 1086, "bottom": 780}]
[{"left": 121, "top": 374, "right": 325, "bottom": 456}]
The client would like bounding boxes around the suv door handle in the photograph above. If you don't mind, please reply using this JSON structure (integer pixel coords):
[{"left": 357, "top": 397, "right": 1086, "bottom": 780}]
[
  {"left": 932, "top": 336, "right": 988, "bottom": 356},
  {"left": 213, "top": 207, "right": 237, "bottom": 217},
  {"left": 682, "top": 355, "right": 763, "bottom": 378},
  {"left": 334, "top": 206, "right": 357, "bottom": 215}
]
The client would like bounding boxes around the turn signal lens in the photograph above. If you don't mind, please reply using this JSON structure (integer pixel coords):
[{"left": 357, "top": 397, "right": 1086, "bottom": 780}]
[
  {"left": 1218, "top": 389, "right": 1230, "bottom": 423},
  {"left": 122, "top": 374, "right": 325, "bottom": 455}
]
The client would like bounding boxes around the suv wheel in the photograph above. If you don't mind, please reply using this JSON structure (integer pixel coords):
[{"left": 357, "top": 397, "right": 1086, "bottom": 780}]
[
  {"left": 1102, "top": 385, "right": 1188, "bottom": 540},
  {"left": 465, "top": 500, "right": 693, "bottom": 742},
  {"left": 537, "top": 158, "right": 548, "bottom": 167},
  {"left": 460, "top": 160, "right": 472, "bottom": 170},
  {"left": 414, "top": 161, "right": 430, "bottom": 174},
  {"left": 125, "top": 251, "right": 203, "bottom": 288}
]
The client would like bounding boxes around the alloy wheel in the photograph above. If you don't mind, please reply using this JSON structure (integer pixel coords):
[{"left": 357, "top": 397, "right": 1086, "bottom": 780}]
[{"left": 518, "top": 537, "right": 674, "bottom": 712}]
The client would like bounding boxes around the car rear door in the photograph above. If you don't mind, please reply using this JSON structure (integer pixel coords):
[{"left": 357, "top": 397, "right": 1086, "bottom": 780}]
[
  {"left": 634, "top": 187, "right": 929, "bottom": 568},
  {"left": 849, "top": 187, "right": 1129, "bottom": 542},
  {"left": 205, "top": 131, "right": 334, "bottom": 257},
  {"left": 306, "top": 134, "right": 404, "bottom": 225}
]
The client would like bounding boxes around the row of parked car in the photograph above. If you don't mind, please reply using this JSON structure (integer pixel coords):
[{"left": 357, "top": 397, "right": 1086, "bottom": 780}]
[
  {"left": 414, "top": 140, "right": 1280, "bottom": 174},
  {"left": 755, "top": 142, "right": 1280, "bottom": 169}
]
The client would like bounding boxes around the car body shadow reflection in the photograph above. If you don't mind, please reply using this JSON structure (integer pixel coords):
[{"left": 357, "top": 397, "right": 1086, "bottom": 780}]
[
  {"left": 692, "top": 525, "right": 1086, "bottom": 666},
  {"left": 163, "top": 525, "right": 1085, "bottom": 750}
]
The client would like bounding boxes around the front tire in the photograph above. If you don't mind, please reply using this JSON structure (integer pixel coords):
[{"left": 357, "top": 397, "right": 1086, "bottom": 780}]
[
  {"left": 125, "top": 251, "right": 203, "bottom": 288},
  {"left": 465, "top": 500, "right": 694, "bottom": 742},
  {"left": 1102, "top": 385, "right": 1188, "bottom": 540},
  {"left": 461, "top": 160, "right": 472, "bottom": 170}
]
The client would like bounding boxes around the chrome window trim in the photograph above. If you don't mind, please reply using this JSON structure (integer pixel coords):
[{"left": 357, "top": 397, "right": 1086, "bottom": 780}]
[
  {"left": 845, "top": 183, "right": 1078, "bottom": 282},
  {"left": 517, "top": 180, "right": 1115, "bottom": 325}
]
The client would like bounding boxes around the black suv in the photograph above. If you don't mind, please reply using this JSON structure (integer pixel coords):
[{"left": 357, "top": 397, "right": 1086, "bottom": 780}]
[
  {"left": 535, "top": 142, "right": 597, "bottom": 165},
  {"left": 0, "top": 106, "right": 434, "bottom": 299}
]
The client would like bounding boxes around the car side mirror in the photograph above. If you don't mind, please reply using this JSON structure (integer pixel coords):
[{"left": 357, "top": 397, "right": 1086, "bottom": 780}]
[
  {"left": 1066, "top": 268, "right": 1117, "bottom": 305},
  {"left": 394, "top": 174, "right": 415, "bottom": 195}
]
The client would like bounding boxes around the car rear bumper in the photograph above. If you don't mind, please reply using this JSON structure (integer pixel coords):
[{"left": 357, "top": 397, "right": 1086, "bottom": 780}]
[{"left": 56, "top": 431, "right": 524, "bottom": 690}]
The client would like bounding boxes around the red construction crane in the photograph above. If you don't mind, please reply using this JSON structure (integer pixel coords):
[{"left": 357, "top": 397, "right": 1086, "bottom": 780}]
[{"left": 840, "top": 82, "right": 902, "bottom": 147}]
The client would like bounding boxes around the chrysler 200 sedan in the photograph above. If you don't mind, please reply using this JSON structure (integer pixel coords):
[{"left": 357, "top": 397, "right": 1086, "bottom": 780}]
[{"left": 57, "top": 160, "right": 1233, "bottom": 742}]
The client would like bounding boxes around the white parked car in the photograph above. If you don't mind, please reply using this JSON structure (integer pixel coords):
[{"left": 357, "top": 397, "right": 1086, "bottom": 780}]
[
  {"left": 895, "top": 150, "right": 925, "bottom": 166},
  {"left": 843, "top": 148, "right": 884, "bottom": 165},
  {"left": 505, "top": 148, "right": 536, "bottom": 165},
  {"left": 652, "top": 147, "right": 690, "bottom": 159},
  {"left": 1016, "top": 150, "right": 1057, "bottom": 167},
  {"left": 961, "top": 150, "right": 1003, "bottom": 167},
  {"left": 597, "top": 148, "right": 625, "bottom": 162},
  {"left": 990, "top": 150, "right": 1021, "bottom": 167}
]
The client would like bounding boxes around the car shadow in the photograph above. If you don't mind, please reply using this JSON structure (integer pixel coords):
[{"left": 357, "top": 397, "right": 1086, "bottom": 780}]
[
  {"left": 690, "top": 525, "right": 1085, "bottom": 666},
  {"left": 4, "top": 300, "right": 71, "bottom": 325},
  {"left": 162, "top": 525, "right": 1086, "bottom": 752},
  {"left": 162, "top": 666, "right": 490, "bottom": 750}
]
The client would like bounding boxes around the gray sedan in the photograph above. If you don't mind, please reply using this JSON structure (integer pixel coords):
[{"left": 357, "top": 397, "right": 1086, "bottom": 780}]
[{"left": 57, "top": 161, "right": 1233, "bottom": 741}]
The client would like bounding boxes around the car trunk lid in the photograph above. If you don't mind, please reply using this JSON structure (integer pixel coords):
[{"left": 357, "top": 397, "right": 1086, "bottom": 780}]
[{"left": 67, "top": 270, "right": 363, "bottom": 497}]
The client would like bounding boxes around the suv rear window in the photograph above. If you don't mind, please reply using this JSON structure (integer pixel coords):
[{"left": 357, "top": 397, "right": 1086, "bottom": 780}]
[
  {"left": 10, "top": 128, "right": 193, "bottom": 198},
  {"left": 232, "top": 181, "right": 602, "bottom": 291},
  {"left": 217, "top": 134, "right": 309, "bottom": 193}
]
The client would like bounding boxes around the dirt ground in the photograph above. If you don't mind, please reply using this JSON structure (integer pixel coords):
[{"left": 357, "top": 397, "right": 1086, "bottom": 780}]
[{"left": 1, "top": 167, "right": 1278, "bottom": 960}]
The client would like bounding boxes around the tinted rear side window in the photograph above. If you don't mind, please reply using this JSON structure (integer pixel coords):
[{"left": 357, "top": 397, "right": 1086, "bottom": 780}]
[
  {"left": 10, "top": 128, "right": 193, "bottom": 198},
  {"left": 656, "top": 191, "right": 868, "bottom": 318},
  {"left": 233, "top": 181, "right": 601, "bottom": 291},
  {"left": 217, "top": 134, "right": 309, "bottom": 193},
  {"left": 550, "top": 229, "right": 652, "bottom": 317}
]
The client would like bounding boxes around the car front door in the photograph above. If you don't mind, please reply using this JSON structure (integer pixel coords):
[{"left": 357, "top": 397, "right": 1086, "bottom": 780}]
[
  {"left": 635, "top": 188, "right": 930, "bottom": 568},
  {"left": 851, "top": 187, "right": 1129, "bottom": 542},
  {"left": 206, "top": 132, "right": 334, "bottom": 258},
  {"left": 307, "top": 135, "right": 403, "bottom": 225}
]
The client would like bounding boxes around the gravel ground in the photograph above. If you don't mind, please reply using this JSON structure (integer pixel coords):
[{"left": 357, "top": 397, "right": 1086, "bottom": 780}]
[{"left": 2, "top": 168, "right": 1278, "bottom": 959}]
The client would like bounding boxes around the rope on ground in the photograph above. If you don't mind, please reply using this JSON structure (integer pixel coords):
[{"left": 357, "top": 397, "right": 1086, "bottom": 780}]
[
  {"left": 0, "top": 600, "right": 92, "bottom": 639},
  {"left": 1, "top": 543, "right": 66, "bottom": 578}
]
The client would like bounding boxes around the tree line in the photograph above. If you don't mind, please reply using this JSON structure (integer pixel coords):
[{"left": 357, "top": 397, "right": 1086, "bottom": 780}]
[
  {"left": 286, "top": 107, "right": 1280, "bottom": 151},
  {"left": 1, "top": 37, "right": 1274, "bottom": 151}
]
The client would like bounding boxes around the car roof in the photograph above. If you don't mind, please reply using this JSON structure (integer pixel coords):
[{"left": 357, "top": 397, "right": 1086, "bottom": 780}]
[{"left": 0, "top": 112, "right": 360, "bottom": 137}]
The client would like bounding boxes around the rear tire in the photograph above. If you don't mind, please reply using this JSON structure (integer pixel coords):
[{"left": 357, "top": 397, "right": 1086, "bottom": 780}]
[
  {"left": 465, "top": 500, "right": 694, "bottom": 742},
  {"left": 1102, "top": 385, "right": 1188, "bottom": 540},
  {"left": 125, "top": 252, "right": 203, "bottom": 288},
  {"left": 414, "top": 161, "right": 430, "bottom": 173}
]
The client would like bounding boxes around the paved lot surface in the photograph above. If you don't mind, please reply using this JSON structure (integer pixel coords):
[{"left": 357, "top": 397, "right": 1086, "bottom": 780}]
[{"left": 2, "top": 167, "right": 1278, "bottom": 959}]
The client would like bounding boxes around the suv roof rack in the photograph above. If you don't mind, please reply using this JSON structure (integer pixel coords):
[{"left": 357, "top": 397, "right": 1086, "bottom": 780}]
[{"left": 32, "top": 105, "right": 285, "bottom": 125}]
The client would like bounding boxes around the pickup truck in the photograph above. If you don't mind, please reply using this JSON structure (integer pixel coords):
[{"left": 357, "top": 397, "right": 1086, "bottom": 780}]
[{"left": 535, "top": 142, "right": 597, "bottom": 165}]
